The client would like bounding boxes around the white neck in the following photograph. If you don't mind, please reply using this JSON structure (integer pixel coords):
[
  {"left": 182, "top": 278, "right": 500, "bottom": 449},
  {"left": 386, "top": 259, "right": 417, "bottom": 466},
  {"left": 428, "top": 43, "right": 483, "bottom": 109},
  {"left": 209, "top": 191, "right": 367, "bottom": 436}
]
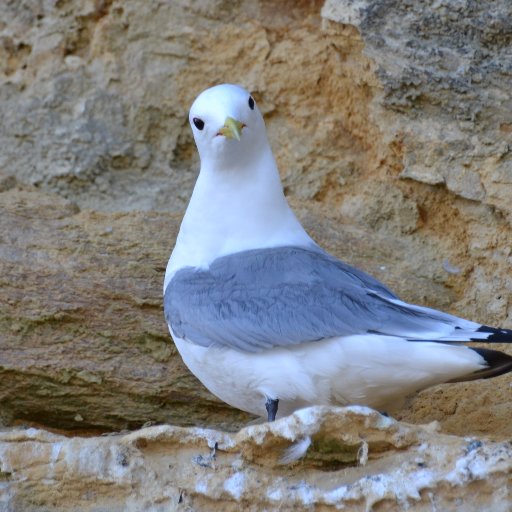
[{"left": 165, "top": 146, "right": 312, "bottom": 288}]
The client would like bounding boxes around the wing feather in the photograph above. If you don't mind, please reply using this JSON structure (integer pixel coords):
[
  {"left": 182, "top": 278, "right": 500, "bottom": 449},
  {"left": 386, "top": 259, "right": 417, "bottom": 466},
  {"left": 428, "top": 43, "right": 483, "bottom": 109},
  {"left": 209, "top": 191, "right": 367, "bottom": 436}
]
[{"left": 164, "top": 246, "right": 471, "bottom": 352}]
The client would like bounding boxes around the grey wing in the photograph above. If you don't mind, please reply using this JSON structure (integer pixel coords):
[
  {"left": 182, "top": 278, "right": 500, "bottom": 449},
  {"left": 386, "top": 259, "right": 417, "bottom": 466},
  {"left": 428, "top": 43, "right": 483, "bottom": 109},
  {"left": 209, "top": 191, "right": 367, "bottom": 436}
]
[{"left": 164, "top": 245, "right": 465, "bottom": 352}]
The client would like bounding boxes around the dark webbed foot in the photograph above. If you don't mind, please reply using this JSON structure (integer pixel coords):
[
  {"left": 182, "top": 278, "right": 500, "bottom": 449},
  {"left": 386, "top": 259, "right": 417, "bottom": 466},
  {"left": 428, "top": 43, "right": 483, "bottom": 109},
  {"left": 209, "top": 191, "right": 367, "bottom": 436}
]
[{"left": 265, "top": 397, "right": 279, "bottom": 422}]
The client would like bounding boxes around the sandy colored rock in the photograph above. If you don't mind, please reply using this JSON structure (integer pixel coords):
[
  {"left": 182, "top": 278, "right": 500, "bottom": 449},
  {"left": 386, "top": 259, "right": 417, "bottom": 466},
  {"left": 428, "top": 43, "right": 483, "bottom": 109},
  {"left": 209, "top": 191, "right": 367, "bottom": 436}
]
[
  {"left": 0, "top": 183, "right": 251, "bottom": 432},
  {"left": 0, "top": 0, "right": 512, "bottom": 509},
  {"left": 1, "top": 0, "right": 510, "bottom": 328},
  {"left": 1, "top": 407, "right": 511, "bottom": 511}
]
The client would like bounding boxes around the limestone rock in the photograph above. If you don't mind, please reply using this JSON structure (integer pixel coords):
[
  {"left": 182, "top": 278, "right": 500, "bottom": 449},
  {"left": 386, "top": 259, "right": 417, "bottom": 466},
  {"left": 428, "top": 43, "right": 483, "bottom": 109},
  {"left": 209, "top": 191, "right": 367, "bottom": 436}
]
[
  {"left": 1, "top": 1, "right": 511, "bottom": 327},
  {"left": 0, "top": 183, "right": 251, "bottom": 432},
  {"left": 0, "top": 407, "right": 510, "bottom": 511},
  {"left": 338, "top": 181, "right": 419, "bottom": 235},
  {"left": 323, "top": 0, "right": 512, "bottom": 209},
  {"left": 1, "top": 0, "right": 512, "bottom": 509}
]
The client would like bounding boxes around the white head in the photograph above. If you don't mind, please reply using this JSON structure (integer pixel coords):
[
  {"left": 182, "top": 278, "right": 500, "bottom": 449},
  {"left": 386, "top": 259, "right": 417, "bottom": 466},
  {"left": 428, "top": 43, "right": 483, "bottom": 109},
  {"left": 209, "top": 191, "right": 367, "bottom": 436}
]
[{"left": 189, "top": 84, "right": 269, "bottom": 172}]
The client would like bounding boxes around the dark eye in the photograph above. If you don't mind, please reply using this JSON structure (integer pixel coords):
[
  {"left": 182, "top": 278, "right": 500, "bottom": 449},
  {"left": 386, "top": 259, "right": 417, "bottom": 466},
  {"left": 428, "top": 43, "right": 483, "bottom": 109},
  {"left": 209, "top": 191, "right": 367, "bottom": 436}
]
[
  {"left": 248, "top": 96, "right": 255, "bottom": 110},
  {"left": 193, "top": 117, "right": 205, "bottom": 130}
]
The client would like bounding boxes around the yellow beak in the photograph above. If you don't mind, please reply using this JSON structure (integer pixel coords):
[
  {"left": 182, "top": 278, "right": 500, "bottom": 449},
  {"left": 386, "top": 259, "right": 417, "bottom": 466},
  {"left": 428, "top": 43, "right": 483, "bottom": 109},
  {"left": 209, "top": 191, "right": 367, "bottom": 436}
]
[{"left": 218, "top": 116, "right": 244, "bottom": 141}]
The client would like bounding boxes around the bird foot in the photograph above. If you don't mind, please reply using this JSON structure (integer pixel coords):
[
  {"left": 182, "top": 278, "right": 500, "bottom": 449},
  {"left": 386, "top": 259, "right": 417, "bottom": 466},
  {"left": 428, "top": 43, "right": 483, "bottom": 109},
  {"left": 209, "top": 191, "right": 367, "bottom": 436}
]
[{"left": 265, "top": 397, "right": 279, "bottom": 422}]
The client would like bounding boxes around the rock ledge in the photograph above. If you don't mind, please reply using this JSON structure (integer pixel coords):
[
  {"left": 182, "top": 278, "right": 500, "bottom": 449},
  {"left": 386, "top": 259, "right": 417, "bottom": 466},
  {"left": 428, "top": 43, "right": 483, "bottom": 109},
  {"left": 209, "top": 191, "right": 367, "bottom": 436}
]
[{"left": 1, "top": 407, "right": 510, "bottom": 511}]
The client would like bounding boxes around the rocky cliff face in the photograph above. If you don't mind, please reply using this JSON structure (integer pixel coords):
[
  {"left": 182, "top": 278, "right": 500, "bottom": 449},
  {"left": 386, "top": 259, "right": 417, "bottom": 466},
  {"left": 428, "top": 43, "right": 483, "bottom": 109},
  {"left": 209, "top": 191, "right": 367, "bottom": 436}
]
[{"left": 0, "top": 0, "right": 511, "bottom": 510}]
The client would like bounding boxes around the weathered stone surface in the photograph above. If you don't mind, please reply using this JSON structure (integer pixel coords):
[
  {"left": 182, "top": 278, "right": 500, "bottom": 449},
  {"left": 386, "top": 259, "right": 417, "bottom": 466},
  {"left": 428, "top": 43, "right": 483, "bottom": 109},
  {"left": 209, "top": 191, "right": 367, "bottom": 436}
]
[
  {"left": 1, "top": 0, "right": 511, "bottom": 326},
  {"left": 323, "top": 0, "right": 512, "bottom": 207},
  {"left": 321, "top": 0, "right": 512, "bottom": 328},
  {"left": 1, "top": 0, "right": 512, "bottom": 509},
  {"left": 0, "top": 182, "right": 251, "bottom": 432},
  {"left": 1, "top": 407, "right": 511, "bottom": 512}
]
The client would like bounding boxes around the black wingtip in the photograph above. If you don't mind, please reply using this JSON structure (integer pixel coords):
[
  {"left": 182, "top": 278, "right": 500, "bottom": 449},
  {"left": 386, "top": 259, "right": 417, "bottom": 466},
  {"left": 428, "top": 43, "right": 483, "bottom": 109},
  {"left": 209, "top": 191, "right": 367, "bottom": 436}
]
[
  {"left": 451, "top": 347, "right": 512, "bottom": 382},
  {"left": 471, "top": 325, "right": 512, "bottom": 343}
]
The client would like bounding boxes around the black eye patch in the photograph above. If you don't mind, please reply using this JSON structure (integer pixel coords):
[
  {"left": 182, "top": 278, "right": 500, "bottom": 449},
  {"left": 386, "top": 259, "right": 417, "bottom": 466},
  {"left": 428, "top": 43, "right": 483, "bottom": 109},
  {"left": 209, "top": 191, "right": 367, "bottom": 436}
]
[{"left": 248, "top": 96, "right": 255, "bottom": 110}]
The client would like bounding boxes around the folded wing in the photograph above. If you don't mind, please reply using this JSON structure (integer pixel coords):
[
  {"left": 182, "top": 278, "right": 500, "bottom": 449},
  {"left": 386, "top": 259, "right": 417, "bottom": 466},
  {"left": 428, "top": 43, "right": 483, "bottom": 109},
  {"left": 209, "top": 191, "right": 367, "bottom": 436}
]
[
  {"left": 165, "top": 245, "right": 481, "bottom": 352},
  {"left": 164, "top": 247, "right": 479, "bottom": 352}
]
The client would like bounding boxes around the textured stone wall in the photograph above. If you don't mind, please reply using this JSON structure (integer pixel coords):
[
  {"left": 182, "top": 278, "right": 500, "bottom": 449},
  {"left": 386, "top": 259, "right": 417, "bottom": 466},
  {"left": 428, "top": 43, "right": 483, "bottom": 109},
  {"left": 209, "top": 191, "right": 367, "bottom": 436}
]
[
  {"left": 1, "top": 0, "right": 510, "bottom": 322},
  {"left": 0, "top": 0, "right": 511, "bottom": 510}
]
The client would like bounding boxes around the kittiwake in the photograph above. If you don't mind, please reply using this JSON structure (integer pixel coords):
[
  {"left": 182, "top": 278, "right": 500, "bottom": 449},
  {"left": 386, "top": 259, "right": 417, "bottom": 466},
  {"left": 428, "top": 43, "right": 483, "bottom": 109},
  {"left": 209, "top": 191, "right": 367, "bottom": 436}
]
[{"left": 164, "top": 83, "right": 512, "bottom": 422}]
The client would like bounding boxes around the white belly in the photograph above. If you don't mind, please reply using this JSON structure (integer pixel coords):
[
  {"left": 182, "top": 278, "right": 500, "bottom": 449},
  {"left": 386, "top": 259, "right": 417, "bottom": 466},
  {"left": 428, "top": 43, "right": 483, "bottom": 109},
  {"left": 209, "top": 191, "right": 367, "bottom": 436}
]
[{"left": 171, "top": 332, "right": 484, "bottom": 419}]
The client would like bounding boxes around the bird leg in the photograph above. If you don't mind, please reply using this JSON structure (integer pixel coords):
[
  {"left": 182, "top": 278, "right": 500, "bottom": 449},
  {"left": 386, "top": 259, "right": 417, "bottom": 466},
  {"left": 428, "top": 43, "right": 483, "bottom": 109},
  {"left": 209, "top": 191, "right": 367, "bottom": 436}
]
[{"left": 265, "top": 397, "right": 279, "bottom": 422}]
